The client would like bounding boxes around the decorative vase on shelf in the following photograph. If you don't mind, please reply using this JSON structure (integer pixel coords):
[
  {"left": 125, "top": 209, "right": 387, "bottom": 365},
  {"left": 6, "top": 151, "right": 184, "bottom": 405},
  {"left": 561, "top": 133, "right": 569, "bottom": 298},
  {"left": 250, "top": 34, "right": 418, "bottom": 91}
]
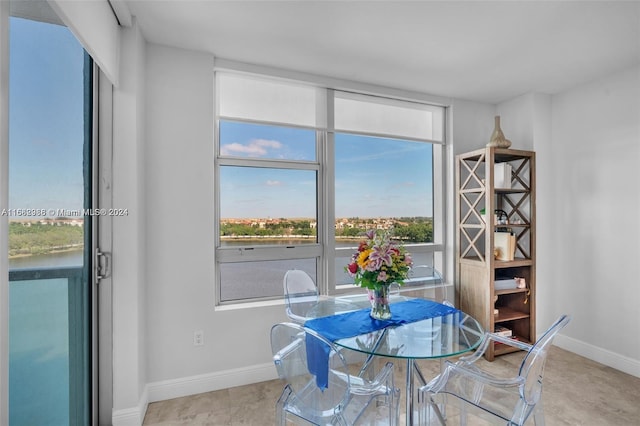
[
  {"left": 487, "top": 116, "right": 512, "bottom": 148},
  {"left": 370, "top": 284, "right": 392, "bottom": 320}
]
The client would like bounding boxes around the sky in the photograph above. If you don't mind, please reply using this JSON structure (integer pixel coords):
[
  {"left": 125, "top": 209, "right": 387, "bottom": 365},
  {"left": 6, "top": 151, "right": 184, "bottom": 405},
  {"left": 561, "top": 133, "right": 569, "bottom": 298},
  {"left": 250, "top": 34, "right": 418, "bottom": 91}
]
[
  {"left": 8, "top": 17, "right": 85, "bottom": 216},
  {"left": 219, "top": 121, "right": 434, "bottom": 219},
  {"left": 7, "top": 16, "right": 433, "bottom": 221}
]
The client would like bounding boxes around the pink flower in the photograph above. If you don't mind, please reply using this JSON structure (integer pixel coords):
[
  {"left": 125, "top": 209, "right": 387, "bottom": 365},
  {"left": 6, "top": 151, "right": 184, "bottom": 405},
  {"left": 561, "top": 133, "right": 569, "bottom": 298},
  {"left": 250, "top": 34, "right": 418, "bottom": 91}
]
[
  {"left": 343, "top": 229, "right": 413, "bottom": 290},
  {"left": 365, "top": 258, "right": 382, "bottom": 271},
  {"left": 369, "top": 244, "right": 393, "bottom": 267}
]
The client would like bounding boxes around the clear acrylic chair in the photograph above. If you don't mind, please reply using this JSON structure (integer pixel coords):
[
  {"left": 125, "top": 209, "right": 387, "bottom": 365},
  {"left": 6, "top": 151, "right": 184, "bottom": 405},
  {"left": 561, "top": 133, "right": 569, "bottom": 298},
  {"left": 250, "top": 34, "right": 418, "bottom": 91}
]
[
  {"left": 283, "top": 269, "right": 319, "bottom": 323},
  {"left": 418, "top": 314, "right": 571, "bottom": 425},
  {"left": 270, "top": 322, "right": 400, "bottom": 425},
  {"left": 407, "top": 265, "right": 454, "bottom": 307}
]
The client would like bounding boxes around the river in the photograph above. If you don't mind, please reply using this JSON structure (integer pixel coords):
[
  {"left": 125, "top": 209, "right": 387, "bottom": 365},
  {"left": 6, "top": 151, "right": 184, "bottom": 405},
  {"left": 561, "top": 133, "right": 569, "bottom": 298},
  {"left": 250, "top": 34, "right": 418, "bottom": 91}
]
[
  {"left": 7, "top": 238, "right": 423, "bottom": 272},
  {"left": 9, "top": 250, "right": 84, "bottom": 270}
]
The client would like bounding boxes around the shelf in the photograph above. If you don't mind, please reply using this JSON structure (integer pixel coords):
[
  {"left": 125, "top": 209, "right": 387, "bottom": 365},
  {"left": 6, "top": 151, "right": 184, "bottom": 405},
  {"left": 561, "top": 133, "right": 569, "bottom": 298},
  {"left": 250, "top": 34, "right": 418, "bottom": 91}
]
[
  {"left": 495, "top": 188, "right": 529, "bottom": 194},
  {"left": 493, "top": 336, "right": 532, "bottom": 356},
  {"left": 494, "top": 307, "right": 530, "bottom": 322},
  {"left": 491, "top": 223, "right": 530, "bottom": 228},
  {"left": 460, "top": 257, "right": 532, "bottom": 267},
  {"left": 460, "top": 188, "right": 485, "bottom": 194},
  {"left": 495, "top": 287, "right": 530, "bottom": 296},
  {"left": 460, "top": 223, "right": 485, "bottom": 229},
  {"left": 493, "top": 148, "right": 535, "bottom": 162},
  {"left": 494, "top": 259, "right": 533, "bottom": 268},
  {"left": 460, "top": 256, "right": 487, "bottom": 265},
  {"left": 457, "top": 147, "right": 535, "bottom": 362},
  {"left": 459, "top": 147, "right": 535, "bottom": 163}
]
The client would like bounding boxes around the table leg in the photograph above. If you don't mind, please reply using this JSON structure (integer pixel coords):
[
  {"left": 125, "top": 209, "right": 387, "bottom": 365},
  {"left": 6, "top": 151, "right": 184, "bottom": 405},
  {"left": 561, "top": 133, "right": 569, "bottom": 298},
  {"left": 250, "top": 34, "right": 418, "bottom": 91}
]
[
  {"left": 357, "top": 328, "right": 388, "bottom": 379},
  {"left": 405, "top": 359, "right": 414, "bottom": 426},
  {"left": 406, "top": 359, "right": 431, "bottom": 425}
]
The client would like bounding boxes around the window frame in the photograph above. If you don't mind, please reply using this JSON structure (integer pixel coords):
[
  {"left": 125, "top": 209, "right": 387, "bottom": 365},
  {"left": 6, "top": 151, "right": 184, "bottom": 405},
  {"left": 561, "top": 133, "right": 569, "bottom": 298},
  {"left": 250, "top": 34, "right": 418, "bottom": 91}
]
[
  {"left": 328, "top": 90, "right": 446, "bottom": 295},
  {"left": 214, "top": 70, "right": 447, "bottom": 306},
  {"left": 214, "top": 113, "right": 325, "bottom": 304}
]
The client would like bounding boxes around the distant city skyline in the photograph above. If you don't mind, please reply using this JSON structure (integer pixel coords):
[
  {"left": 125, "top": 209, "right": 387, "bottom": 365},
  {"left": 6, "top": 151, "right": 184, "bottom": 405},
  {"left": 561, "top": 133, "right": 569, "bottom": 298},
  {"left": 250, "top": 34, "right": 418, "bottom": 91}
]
[{"left": 221, "top": 215, "right": 431, "bottom": 222}]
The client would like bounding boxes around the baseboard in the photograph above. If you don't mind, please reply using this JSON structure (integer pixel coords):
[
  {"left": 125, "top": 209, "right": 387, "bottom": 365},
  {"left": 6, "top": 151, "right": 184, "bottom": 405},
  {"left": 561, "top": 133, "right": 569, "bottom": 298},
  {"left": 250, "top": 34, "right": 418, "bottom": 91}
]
[
  {"left": 112, "top": 386, "right": 149, "bottom": 426},
  {"left": 555, "top": 334, "right": 640, "bottom": 378},
  {"left": 147, "top": 362, "right": 278, "bottom": 403}
]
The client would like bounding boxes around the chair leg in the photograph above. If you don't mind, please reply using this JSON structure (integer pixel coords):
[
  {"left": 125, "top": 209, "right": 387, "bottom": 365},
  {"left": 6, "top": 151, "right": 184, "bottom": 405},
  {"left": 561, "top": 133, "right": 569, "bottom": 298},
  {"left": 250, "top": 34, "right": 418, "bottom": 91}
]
[
  {"left": 357, "top": 329, "right": 389, "bottom": 379},
  {"left": 460, "top": 404, "right": 467, "bottom": 425},
  {"left": 421, "top": 401, "right": 438, "bottom": 426},
  {"left": 334, "top": 413, "right": 349, "bottom": 426},
  {"left": 357, "top": 352, "right": 377, "bottom": 380},
  {"left": 427, "top": 395, "right": 447, "bottom": 426},
  {"left": 275, "top": 385, "right": 292, "bottom": 426},
  {"left": 390, "top": 387, "right": 400, "bottom": 426},
  {"left": 532, "top": 402, "right": 545, "bottom": 426}
]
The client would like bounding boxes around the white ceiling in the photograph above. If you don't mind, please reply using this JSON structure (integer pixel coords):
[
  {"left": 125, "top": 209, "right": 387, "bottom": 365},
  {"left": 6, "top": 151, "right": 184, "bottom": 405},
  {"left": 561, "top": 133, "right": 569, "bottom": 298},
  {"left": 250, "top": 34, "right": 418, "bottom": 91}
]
[{"left": 124, "top": 1, "right": 640, "bottom": 104}]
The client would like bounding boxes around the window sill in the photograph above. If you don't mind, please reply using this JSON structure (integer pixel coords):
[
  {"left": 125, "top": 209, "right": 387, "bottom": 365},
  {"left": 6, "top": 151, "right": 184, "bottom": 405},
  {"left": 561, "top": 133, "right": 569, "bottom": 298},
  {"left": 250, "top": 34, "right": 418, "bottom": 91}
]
[{"left": 215, "top": 298, "right": 284, "bottom": 312}]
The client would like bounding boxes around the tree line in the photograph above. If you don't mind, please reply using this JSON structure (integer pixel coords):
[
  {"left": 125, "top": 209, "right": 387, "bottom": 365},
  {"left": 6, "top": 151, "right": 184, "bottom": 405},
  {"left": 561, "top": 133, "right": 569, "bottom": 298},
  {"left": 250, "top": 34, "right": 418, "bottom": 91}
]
[
  {"left": 9, "top": 222, "right": 84, "bottom": 257},
  {"left": 10, "top": 216, "right": 433, "bottom": 257},
  {"left": 221, "top": 217, "right": 433, "bottom": 243}
]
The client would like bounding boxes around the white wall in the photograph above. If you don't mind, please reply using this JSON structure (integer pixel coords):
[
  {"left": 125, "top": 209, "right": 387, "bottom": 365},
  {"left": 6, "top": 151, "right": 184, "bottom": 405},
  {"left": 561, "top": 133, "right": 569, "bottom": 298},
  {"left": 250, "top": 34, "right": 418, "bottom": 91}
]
[
  {"left": 111, "top": 20, "right": 148, "bottom": 426},
  {"left": 496, "top": 66, "right": 640, "bottom": 376},
  {"left": 544, "top": 65, "right": 640, "bottom": 375},
  {"left": 451, "top": 99, "right": 496, "bottom": 155},
  {"left": 142, "top": 44, "right": 284, "bottom": 404},
  {"left": 497, "top": 93, "right": 538, "bottom": 151}
]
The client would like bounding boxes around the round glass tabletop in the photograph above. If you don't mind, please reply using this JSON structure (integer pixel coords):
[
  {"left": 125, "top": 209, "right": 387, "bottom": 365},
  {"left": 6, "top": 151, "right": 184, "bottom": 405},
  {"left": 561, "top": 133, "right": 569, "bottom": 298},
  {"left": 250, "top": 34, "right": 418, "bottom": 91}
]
[
  {"left": 333, "top": 309, "right": 484, "bottom": 359},
  {"left": 304, "top": 294, "right": 409, "bottom": 320}
]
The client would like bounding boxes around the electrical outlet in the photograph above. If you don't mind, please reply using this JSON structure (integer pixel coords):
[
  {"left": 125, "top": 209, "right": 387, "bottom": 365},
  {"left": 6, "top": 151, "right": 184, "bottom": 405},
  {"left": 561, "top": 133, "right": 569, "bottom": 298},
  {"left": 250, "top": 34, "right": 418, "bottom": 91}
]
[{"left": 194, "top": 330, "right": 204, "bottom": 346}]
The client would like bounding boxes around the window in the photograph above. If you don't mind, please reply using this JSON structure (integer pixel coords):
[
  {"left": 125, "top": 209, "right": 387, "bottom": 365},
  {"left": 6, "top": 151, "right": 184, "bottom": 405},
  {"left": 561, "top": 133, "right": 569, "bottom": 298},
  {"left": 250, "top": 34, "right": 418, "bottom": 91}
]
[
  {"left": 8, "top": 12, "right": 93, "bottom": 426},
  {"left": 215, "top": 72, "right": 445, "bottom": 304},
  {"left": 333, "top": 133, "right": 438, "bottom": 285}
]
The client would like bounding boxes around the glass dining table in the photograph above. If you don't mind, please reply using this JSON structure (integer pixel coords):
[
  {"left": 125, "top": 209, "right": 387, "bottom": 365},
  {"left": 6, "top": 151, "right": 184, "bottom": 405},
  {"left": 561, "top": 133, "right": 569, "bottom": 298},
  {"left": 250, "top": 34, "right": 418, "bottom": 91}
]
[{"left": 303, "top": 295, "right": 485, "bottom": 426}]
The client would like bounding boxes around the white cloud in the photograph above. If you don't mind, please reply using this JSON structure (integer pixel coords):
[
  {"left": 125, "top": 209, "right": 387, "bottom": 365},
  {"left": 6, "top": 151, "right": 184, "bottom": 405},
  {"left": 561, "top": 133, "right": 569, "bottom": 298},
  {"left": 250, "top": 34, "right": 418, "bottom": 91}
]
[{"left": 220, "top": 138, "right": 283, "bottom": 157}]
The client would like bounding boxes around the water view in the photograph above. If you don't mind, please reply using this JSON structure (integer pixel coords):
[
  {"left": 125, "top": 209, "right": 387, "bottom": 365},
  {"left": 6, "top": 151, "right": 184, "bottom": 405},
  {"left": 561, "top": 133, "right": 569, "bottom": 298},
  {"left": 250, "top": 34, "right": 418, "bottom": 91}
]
[
  {"left": 9, "top": 277, "right": 70, "bottom": 426},
  {"left": 9, "top": 249, "right": 83, "bottom": 269},
  {"left": 8, "top": 236, "right": 84, "bottom": 426}
]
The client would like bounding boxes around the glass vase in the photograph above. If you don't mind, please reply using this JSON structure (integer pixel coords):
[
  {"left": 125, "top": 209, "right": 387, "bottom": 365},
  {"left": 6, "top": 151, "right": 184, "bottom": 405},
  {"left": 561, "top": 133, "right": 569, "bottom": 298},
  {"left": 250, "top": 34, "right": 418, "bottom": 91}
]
[{"left": 370, "top": 284, "right": 392, "bottom": 320}]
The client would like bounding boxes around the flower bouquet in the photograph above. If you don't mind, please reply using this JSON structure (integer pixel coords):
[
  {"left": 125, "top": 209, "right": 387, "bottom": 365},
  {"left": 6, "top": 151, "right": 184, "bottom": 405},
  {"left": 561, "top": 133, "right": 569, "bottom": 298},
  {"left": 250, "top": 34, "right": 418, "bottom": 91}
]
[{"left": 345, "top": 229, "right": 412, "bottom": 319}]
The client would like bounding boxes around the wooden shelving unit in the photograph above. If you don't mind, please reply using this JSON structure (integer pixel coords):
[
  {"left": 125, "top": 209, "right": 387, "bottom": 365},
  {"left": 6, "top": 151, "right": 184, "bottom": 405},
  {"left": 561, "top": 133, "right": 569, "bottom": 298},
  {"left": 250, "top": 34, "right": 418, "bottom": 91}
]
[{"left": 456, "top": 147, "right": 536, "bottom": 361}]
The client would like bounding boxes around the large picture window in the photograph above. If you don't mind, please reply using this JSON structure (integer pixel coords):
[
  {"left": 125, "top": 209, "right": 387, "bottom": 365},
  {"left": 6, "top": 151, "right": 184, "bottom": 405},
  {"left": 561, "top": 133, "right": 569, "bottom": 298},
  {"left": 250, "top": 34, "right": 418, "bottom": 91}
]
[
  {"left": 333, "top": 133, "right": 438, "bottom": 285},
  {"left": 215, "top": 72, "right": 445, "bottom": 304}
]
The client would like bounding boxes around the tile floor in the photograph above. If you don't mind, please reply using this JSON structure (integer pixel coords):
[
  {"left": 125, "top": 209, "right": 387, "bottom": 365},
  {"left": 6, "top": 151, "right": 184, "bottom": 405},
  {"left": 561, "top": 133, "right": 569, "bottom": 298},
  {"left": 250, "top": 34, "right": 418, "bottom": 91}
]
[{"left": 143, "top": 346, "right": 640, "bottom": 425}]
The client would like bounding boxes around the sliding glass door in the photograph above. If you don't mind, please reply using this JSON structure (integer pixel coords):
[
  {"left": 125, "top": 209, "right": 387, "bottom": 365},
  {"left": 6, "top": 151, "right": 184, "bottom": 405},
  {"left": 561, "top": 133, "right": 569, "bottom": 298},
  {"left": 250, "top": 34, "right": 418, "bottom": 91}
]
[{"left": 7, "top": 11, "right": 93, "bottom": 425}]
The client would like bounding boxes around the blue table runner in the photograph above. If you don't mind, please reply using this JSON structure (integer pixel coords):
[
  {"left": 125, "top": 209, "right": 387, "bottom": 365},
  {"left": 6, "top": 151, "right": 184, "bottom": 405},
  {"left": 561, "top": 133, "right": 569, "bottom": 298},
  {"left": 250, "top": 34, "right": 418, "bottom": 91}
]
[{"left": 304, "top": 298, "right": 458, "bottom": 389}]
